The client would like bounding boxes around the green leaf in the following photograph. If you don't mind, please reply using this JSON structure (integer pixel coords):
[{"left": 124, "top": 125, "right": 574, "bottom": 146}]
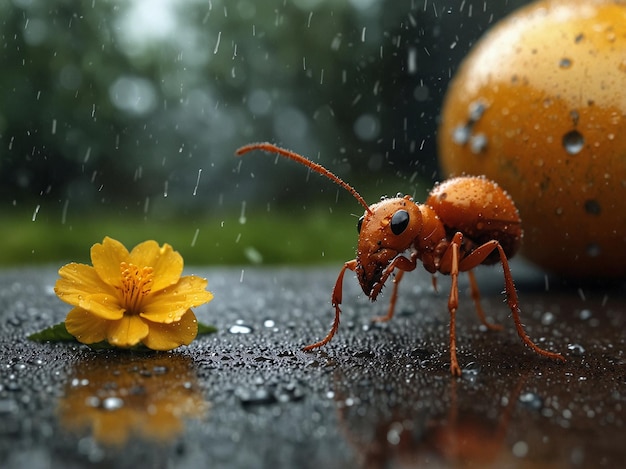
[
  {"left": 28, "top": 322, "right": 75, "bottom": 342},
  {"left": 28, "top": 321, "right": 217, "bottom": 347},
  {"left": 197, "top": 322, "right": 217, "bottom": 335}
]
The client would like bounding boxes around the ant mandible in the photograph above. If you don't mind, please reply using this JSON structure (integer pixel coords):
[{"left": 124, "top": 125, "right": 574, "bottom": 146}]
[{"left": 235, "top": 142, "right": 565, "bottom": 376}]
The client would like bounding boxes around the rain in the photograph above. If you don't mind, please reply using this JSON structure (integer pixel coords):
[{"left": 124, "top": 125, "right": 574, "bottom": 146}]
[{"left": 2, "top": 1, "right": 626, "bottom": 468}]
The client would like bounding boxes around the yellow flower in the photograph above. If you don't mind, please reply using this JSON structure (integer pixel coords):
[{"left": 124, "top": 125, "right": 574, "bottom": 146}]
[{"left": 55, "top": 237, "right": 213, "bottom": 351}]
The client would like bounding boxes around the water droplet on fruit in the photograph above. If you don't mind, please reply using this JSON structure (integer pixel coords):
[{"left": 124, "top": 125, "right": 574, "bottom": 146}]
[
  {"left": 584, "top": 199, "right": 601, "bottom": 215},
  {"left": 559, "top": 57, "right": 573, "bottom": 69},
  {"left": 562, "top": 130, "right": 584, "bottom": 154},
  {"left": 452, "top": 125, "right": 471, "bottom": 145},
  {"left": 470, "top": 133, "right": 488, "bottom": 154}
]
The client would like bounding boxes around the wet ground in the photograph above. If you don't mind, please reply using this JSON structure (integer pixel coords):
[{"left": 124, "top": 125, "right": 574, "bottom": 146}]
[{"left": 0, "top": 262, "right": 624, "bottom": 468}]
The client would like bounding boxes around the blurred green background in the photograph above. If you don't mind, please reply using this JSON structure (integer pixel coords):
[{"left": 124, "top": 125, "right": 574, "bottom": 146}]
[{"left": 0, "top": 0, "right": 530, "bottom": 266}]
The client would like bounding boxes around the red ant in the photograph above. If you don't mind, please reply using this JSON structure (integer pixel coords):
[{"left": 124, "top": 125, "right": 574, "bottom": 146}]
[{"left": 235, "top": 142, "right": 565, "bottom": 376}]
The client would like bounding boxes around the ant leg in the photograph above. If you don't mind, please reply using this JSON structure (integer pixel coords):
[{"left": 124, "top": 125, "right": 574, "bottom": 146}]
[
  {"left": 303, "top": 260, "right": 357, "bottom": 351},
  {"left": 467, "top": 269, "right": 503, "bottom": 331},
  {"left": 439, "top": 232, "right": 464, "bottom": 375},
  {"left": 431, "top": 275, "right": 438, "bottom": 293},
  {"left": 371, "top": 269, "right": 405, "bottom": 323},
  {"left": 446, "top": 238, "right": 462, "bottom": 377},
  {"left": 495, "top": 244, "right": 566, "bottom": 362},
  {"left": 370, "top": 253, "right": 418, "bottom": 323},
  {"left": 459, "top": 241, "right": 565, "bottom": 363}
]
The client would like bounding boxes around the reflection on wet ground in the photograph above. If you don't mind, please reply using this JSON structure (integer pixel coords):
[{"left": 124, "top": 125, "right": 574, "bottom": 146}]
[
  {"left": 0, "top": 265, "right": 624, "bottom": 468},
  {"left": 57, "top": 353, "right": 208, "bottom": 447}
]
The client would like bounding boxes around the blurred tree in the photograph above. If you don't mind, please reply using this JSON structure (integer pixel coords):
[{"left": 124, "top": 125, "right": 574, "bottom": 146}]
[{"left": 0, "top": 0, "right": 531, "bottom": 217}]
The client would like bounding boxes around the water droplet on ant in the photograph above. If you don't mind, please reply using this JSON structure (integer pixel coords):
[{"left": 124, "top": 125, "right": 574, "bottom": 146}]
[{"left": 586, "top": 243, "right": 601, "bottom": 257}]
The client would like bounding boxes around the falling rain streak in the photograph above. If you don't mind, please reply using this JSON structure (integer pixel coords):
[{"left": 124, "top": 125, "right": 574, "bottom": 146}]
[
  {"left": 191, "top": 228, "right": 200, "bottom": 247},
  {"left": 193, "top": 169, "right": 202, "bottom": 196},
  {"left": 214, "top": 31, "right": 222, "bottom": 54},
  {"left": 239, "top": 201, "right": 247, "bottom": 224},
  {"left": 32, "top": 205, "right": 41, "bottom": 222},
  {"left": 61, "top": 199, "right": 69, "bottom": 225}
]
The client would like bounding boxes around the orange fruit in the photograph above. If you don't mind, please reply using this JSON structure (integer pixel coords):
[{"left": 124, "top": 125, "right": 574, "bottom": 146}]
[{"left": 438, "top": 0, "right": 626, "bottom": 278}]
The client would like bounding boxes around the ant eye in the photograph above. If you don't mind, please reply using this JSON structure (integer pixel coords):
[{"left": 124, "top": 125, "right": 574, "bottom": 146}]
[
  {"left": 390, "top": 210, "right": 409, "bottom": 235},
  {"left": 357, "top": 215, "right": 364, "bottom": 233}
]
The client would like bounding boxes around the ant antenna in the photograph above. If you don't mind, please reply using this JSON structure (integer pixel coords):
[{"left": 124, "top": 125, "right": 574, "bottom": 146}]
[{"left": 236, "top": 142, "right": 372, "bottom": 214}]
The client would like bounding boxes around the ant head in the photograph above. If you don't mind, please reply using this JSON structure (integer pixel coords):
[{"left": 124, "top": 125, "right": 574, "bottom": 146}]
[{"left": 355, "top": 195, "right": 423, "bottom": 299}]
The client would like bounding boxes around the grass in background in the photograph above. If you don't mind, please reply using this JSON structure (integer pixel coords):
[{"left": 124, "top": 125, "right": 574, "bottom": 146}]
[{"left": 0, "top": 206, "right": 359, "bottom": 267}]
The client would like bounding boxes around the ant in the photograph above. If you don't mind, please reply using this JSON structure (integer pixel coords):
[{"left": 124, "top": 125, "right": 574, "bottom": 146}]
[{"left": 235, "top": 142, "right": 565, "bottom": 376}]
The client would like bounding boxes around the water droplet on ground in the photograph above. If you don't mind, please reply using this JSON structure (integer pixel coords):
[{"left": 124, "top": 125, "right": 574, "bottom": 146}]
[
  {"left": 229, "top": 320, "right": 254, "bottom": 334},
  {"left": 567, "top": 343, "right": 586, "bottom": 356},
  {"left": 519, "top": 392, "right": 543, "bottom": 411},
  {"left": 512, "top": 440, "right": 529, "bottom": 457},
  {"left": 541, "top": 311, "right": 556, "bottom": 325},
  {"left": 101, "top": 396, "right": 124, "bottom": 411}
]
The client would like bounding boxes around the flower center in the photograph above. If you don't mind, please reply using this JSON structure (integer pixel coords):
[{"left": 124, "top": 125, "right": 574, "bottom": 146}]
[{"left": 119, "top": 262, "right": 154, "bottom": 313}]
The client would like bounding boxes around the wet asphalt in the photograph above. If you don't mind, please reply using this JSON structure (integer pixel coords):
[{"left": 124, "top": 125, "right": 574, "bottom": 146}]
[{"left": 0, "top": 262, "right": 624, "bottom": 468}]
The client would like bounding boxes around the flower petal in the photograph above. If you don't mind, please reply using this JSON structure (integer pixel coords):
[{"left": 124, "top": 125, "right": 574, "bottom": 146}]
[
  {"left": 91, "top": 237, "right": 129, "bottom": 288},
  {"left": 55, "top": 263, "right": 116, "bottom": 307},
  {"left": 79, "top": 293, "right": 125, "bottom": 320},
  {"left": 65, "top": 307, "right": 108, "bottom": 344},
  {"left": 141, "top": 276, "right": 213, "bottom": 324},
  {"left": 129, "top": 241, "right": 183, "bottom": 292},
  {"left": 142, "top": 309, "right": 198, "bottom": 351},
  {"left": 107, "top": 315, "right": 150, "bottom": 348}
]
